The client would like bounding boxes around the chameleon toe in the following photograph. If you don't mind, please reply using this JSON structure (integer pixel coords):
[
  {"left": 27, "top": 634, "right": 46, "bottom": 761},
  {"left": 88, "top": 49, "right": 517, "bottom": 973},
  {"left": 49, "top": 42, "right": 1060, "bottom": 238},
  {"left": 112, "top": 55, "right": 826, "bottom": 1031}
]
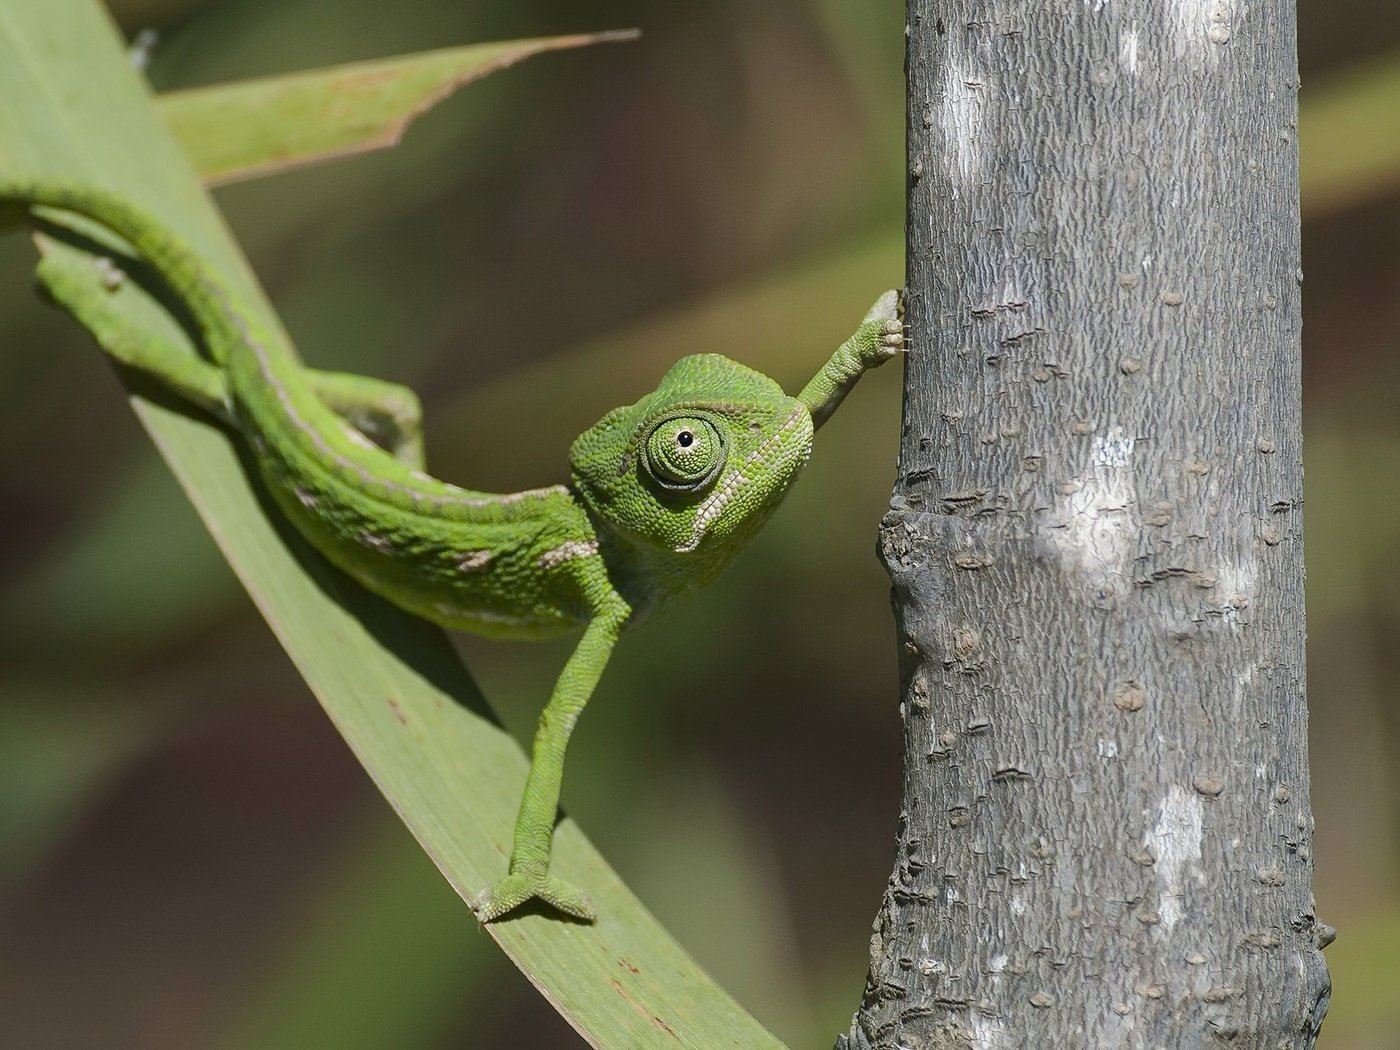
[
  {"left": 477, "top": 873, "right": 596, "bottom": 923},
  {"left": 878, "top": 321, "right": 905, "bottom": 359},
  {"left": 536, "top": 876, "right": 596, "bottom": 921}
]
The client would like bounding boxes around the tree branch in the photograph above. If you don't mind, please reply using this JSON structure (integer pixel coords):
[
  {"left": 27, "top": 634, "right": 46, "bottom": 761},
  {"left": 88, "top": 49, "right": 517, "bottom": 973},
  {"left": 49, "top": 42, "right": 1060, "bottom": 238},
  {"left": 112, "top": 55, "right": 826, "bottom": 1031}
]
[{"left": 840, "top": 3, "right": 1330, "bottom": 1046}]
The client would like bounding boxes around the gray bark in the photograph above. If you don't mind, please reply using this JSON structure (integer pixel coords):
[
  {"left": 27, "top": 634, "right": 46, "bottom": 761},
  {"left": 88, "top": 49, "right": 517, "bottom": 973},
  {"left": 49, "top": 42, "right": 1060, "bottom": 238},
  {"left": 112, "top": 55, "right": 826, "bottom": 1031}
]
[{"left": 839, "top": 3, "right": 1330, "bottom": 1048}]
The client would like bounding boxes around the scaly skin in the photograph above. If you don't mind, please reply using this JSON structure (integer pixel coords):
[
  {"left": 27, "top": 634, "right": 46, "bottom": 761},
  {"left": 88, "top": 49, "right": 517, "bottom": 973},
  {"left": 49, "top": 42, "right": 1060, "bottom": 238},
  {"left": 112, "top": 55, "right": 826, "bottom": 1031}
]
[{"left": 0, "top": 180, "right": 903, "bottom": 921}]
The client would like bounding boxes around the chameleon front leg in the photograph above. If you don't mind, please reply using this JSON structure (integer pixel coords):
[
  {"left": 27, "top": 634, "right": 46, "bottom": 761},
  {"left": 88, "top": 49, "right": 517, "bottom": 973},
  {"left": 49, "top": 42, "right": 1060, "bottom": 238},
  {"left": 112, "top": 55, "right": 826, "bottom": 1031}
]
[
  {"left": 37, "top": 252, "right": 426, "bottom": 467},
  {"left": 477, "top": 593, "right": 630, "bottom": 922},
  {"left": 305, "top": 370, "right": 425, "bottom": 471},
  {"left": 798, "top": 289, "right": 904, "bottom": 430}
]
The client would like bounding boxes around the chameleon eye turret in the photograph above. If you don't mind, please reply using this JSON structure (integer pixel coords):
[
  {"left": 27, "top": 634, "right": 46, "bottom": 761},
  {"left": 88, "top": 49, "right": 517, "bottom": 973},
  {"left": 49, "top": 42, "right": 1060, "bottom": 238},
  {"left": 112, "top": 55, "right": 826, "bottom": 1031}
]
[
  {"left": 568, "top": 353, "right": 818, "bottom": 570},
  {"left": 0, "top": 178, "right": 902, "bottom": 922},
  {"left": 642, "top": 413, "right": 725, "bottom": 490}
]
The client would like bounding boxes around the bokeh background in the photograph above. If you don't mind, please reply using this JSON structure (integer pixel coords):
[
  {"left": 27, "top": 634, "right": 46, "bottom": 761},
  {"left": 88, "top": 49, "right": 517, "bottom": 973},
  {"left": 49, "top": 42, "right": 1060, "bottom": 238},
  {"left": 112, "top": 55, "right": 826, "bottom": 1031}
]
[{"left": 0, "top": 1, "right": 1395, "bottom": 1047}]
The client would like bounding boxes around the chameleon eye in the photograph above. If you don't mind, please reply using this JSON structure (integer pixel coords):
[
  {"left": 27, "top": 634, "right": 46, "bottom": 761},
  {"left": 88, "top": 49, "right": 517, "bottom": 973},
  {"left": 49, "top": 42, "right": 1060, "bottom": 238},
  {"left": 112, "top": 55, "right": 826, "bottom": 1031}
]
[{"left": 643, "top": 415, "right": 725, "bottom": 490}]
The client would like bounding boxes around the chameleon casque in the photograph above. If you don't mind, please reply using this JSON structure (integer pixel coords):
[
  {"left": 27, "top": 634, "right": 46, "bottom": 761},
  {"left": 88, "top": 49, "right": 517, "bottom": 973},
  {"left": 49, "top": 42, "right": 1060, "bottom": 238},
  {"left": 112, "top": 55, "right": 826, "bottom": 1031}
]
[{"left": 0, "top": 180, "right": 902, "bottom": 921}]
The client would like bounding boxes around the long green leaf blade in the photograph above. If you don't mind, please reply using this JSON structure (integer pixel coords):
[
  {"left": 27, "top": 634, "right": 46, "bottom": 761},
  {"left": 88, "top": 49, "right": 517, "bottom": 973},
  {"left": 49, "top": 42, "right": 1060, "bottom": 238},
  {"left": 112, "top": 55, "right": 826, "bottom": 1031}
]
[{"left": 158, "top": 31, "right": 639, "bottom": 186}]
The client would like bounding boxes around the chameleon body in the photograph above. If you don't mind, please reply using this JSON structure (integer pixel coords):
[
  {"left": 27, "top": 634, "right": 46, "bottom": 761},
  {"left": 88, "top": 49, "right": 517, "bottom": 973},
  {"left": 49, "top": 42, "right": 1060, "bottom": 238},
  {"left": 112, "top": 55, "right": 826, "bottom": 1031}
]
[{"left": 0, "top": 180, "right": 902, "bottom": 921}]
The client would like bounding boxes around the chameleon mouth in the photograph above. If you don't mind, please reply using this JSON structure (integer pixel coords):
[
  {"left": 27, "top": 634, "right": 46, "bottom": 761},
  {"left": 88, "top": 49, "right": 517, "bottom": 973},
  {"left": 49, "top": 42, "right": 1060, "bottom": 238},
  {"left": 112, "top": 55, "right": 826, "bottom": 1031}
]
[{"left": 674, "top": 402, "right": 811, "bottom": 553}]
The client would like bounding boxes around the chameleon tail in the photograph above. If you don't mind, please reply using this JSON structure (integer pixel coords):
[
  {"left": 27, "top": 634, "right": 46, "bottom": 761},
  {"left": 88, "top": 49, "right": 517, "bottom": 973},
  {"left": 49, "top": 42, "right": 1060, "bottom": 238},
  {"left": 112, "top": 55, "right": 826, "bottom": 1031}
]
[{"left": 0, "top": 179, "right": 244, "bottom": 367}]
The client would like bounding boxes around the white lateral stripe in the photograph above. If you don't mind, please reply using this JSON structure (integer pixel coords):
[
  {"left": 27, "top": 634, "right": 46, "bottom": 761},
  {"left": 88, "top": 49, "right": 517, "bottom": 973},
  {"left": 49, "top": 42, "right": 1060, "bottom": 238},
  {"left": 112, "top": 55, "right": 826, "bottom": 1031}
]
[
  {"left": 455, "top": 549, "right": 495, "bottom": 572},
  {"left": 677, "top": 403, "right": 807, "bottom": 553},
  {"left": 538, "top": 539, "right": 600, "bottom": 570}
]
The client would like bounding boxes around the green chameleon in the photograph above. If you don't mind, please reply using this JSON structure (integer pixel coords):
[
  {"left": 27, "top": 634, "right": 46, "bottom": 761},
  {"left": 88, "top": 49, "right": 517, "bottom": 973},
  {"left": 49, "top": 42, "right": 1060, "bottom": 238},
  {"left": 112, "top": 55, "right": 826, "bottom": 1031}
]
[{"left": 0, "top": 180, "right": 902, "bottom": 921}]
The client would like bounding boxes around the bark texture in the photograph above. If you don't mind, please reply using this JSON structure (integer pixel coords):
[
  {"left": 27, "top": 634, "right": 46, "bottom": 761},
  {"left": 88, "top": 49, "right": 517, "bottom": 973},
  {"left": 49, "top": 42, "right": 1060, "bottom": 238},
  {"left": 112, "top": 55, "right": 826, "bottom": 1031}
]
[{"left": 839, "top": 3, "right": 1330, "bottom": 1048}]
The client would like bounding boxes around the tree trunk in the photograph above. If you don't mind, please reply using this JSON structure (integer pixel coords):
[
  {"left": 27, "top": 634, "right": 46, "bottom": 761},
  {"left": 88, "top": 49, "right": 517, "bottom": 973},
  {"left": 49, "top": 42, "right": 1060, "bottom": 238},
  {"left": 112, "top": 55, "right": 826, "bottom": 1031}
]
[{"left": 838, "top": 3, "right": 1330, "bottom": 1047}]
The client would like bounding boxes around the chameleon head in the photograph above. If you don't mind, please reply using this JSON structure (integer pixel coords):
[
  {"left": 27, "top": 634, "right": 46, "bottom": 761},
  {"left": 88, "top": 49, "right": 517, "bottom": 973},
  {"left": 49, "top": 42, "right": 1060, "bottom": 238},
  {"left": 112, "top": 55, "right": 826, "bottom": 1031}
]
[{"left": 569, "top": 354, "right": 814, "bottom": 562}]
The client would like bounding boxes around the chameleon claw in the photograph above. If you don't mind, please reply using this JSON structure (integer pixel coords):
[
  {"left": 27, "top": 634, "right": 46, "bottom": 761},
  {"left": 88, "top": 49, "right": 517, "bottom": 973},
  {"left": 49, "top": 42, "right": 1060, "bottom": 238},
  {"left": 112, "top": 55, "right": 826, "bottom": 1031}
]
[
  {"left": 476, "top": 871, "right": 597, "bottom": 923},
  {"left": 878, "top": 318, "right": 906, "bottom": 358}
]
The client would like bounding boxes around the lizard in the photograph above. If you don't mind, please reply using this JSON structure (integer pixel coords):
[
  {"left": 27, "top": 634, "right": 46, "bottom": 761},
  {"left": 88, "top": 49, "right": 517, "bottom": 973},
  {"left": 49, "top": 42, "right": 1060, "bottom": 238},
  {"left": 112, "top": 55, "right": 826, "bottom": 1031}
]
[{"left": 0, "top": 179, "right": 903, "bottom": 922}]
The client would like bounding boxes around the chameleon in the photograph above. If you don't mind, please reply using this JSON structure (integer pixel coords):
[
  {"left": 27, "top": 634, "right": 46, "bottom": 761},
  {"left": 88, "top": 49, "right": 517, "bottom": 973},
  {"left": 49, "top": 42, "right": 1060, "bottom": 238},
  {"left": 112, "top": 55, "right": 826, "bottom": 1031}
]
[{"left": 0, "top": 180, "right": 902, "bottom": 921}]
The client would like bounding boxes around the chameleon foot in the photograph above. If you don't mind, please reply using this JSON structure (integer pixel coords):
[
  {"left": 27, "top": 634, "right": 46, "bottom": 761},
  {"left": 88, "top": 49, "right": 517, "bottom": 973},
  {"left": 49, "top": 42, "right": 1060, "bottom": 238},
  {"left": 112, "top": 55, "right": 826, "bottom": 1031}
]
[
  {"left": 476, "top": 871, "right": 596, "bottom": 923},
  {"left": 865, "top": 291, "right": 905, "bottom": 359},
  {"left": 853, "top": 291, "right": 905, "bottom": 368}
]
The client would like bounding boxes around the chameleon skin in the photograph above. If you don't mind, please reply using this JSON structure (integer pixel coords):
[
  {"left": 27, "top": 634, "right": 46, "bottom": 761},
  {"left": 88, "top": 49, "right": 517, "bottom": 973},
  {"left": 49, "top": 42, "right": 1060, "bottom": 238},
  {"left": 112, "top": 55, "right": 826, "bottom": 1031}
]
[{"left": 0, "top": 180, "right": 903, "bottom": 921}]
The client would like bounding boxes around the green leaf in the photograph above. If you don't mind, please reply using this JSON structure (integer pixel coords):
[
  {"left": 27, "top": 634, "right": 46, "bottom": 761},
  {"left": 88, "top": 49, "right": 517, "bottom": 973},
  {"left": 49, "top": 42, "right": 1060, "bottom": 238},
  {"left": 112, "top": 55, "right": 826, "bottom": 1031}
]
[
  {"left": 158, "top": 31, "right": 639, "bottom": 186},
  {"left": 0, "top": 3, "right": 783, "bottom": 1046}
]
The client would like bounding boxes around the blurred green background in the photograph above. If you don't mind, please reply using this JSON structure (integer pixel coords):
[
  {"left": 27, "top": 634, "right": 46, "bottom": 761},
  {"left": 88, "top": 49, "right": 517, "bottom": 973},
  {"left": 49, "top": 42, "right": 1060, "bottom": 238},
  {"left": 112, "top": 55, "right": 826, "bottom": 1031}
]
[{"left": 0, "top": 1, "right": 1395, "bottom": 1047}]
